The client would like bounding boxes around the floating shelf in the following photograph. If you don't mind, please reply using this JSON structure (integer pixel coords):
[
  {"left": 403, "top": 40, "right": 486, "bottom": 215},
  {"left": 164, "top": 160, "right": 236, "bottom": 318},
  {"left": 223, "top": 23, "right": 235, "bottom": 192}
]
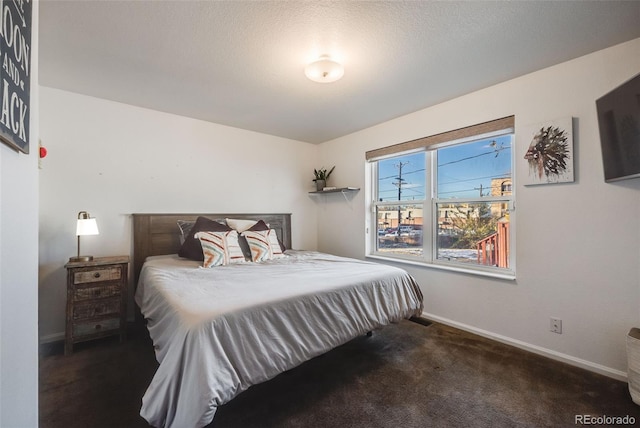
[
  {"left": 308, "top": 187, "right": 360, "bottom": 195},
  {"left": 309, "top": 187, "right": 360, "bottom": 204}
]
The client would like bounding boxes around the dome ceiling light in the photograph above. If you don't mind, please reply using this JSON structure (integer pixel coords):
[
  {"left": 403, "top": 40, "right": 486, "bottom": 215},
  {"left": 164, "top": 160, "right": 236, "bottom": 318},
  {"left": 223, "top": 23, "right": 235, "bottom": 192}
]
[{"left": 304, "top": 55, "right": 344, "bottom": 83}]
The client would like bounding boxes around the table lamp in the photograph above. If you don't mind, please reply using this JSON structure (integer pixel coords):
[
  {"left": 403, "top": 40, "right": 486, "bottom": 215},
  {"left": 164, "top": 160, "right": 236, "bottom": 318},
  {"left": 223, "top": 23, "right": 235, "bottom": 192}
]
[{"left": 69, "top": 211, "right": 99, "bottom": 262}]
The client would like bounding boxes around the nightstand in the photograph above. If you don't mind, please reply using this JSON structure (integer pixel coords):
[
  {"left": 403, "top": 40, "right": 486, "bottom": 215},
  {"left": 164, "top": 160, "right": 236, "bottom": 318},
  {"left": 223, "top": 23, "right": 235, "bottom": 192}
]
[{"left": 64, "top": 256, "right": 129, "bottom": 355}]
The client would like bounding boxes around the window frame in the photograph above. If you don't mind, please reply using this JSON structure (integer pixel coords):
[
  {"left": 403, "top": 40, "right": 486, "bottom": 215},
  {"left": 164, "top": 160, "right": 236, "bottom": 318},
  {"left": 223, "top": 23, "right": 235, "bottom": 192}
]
[{"left": 367, "top": 118, "right": 516, "bottom": 280}]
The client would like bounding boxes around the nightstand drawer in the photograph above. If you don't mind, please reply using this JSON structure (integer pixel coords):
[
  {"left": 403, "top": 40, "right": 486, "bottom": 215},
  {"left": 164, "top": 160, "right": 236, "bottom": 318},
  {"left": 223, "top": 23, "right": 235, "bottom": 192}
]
[
  {"left": 74, "top": 284, "right": 121, "bottom": 301},
  {"left": 73, "top": 318, "right": 121, "bottom": 336},
  {"left": 74, "top": 266, "right": 122, "bottom": 284},
  {"left": 73, "top": 298, "right": 121, "bottom": 320}
]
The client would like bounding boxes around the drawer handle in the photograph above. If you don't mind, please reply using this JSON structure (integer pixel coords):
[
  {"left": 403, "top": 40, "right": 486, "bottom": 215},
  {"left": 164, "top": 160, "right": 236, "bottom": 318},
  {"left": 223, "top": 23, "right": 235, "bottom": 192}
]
[{"left": 93, "top": 272, "right": 101, "bottom": 279}]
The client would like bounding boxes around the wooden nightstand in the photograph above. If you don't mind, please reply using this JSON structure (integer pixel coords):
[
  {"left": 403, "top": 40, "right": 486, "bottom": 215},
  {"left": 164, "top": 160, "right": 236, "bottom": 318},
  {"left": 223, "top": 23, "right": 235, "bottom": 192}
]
[{"left": 64, "top": 256, "right": 129, "bottom": 355}]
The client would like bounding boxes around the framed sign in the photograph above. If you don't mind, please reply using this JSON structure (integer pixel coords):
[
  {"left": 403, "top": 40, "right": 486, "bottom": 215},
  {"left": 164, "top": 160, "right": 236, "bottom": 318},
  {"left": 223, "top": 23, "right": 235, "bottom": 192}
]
[{"left": 0, "top": 0, "right": 32, "bottom": 154}]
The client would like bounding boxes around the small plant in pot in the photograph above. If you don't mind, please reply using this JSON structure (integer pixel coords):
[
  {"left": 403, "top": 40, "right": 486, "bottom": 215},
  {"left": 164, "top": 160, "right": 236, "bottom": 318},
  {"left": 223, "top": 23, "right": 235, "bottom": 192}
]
[{"left": 313, "top": 166, "right": 335, "bottom": 191}]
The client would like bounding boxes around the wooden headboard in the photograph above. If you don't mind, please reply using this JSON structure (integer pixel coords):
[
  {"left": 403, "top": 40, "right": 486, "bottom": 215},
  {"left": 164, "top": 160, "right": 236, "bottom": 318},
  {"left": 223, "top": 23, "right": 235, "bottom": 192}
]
[{"left": 132, "top": 213, "right": 292, "bottom": 283}]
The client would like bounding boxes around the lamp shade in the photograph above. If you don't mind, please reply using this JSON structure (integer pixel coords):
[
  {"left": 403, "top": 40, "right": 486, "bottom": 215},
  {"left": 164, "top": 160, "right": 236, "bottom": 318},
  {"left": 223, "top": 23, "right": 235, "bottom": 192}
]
[
  {"left": 305, "top": 56, "right": 344, "bottom": 83},
  {"left": 76, "top": 218, "right": 99, "bottom": 236}
]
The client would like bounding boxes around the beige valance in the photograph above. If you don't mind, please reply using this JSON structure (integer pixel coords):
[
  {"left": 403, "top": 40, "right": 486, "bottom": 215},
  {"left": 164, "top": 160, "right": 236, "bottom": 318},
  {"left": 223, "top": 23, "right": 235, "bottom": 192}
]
[{"left": 365, "top": 115, "right": 515, "bottom": 161}]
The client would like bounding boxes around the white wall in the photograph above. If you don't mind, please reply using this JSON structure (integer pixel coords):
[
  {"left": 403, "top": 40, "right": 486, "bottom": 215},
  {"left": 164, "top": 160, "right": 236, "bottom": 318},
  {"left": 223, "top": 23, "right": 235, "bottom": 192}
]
[
  {"left": 317, "top": 38, "right": 640, "bottom": 379},
  {"left": 0, "top": 1, "right": 39, "bottom": 426},
  {"left": 38, "top": 88, "right": 319, "bottom": 340}
]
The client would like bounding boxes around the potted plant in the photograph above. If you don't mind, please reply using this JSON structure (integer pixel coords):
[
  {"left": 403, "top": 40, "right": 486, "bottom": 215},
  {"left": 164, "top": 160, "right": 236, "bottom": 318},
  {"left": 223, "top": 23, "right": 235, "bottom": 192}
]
[{"left": 313, "top": 166, "right": 335, "bottom": 191}]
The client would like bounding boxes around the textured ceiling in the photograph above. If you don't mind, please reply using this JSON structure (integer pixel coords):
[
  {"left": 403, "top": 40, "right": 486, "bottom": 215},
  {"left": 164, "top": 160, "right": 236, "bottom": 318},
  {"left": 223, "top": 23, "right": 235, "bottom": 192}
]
[{"left": 39, "top": 1, "right": 640, "bottom": 144}]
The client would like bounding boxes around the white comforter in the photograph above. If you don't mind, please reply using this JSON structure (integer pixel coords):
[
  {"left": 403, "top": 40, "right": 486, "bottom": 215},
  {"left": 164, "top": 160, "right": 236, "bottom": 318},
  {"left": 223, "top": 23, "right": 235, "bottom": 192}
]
[{"left": 135, "top": 250, "right": 423, "bottom": 428}]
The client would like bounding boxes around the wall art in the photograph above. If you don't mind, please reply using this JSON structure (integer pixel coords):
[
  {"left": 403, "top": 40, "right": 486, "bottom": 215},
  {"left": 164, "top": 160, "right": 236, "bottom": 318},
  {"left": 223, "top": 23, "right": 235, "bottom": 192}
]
[{"left": 521, "top": 116, "right": 574, "bottom": 185}]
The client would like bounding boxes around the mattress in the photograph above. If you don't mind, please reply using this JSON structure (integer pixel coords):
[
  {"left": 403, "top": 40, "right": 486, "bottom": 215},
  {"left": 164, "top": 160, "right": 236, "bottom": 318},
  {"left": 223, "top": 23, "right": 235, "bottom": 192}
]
[{"left": 135, "top": 250, "right": 423, "bottom": 428}]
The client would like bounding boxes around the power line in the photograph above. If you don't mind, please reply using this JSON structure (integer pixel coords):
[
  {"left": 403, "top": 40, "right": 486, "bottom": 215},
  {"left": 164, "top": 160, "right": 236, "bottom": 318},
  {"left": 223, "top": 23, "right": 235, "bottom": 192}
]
[
  {"left": 379, "top": 146, "right": 510, "bottom": 181},
  {"left": 378, "top": 167, "right": 425, "bottom": 181},
  {"left": 438, "top": 172, "right": 511, "bottom": 185},
  {"left": 438, "top": 146, "right": 510, "bottom": 167}
]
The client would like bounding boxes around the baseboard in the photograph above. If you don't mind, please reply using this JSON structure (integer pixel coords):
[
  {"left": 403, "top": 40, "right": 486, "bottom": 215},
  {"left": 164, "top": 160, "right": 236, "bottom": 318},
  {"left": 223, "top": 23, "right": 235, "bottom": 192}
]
[{"left": 423, "top": 311, "right": 628, "bottom": 382}]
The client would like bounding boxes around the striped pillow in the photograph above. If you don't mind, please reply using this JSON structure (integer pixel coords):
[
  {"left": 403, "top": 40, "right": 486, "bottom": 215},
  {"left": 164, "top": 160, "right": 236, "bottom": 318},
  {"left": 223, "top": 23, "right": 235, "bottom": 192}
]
[
  {"left": 242, "top": 229, "right": 285, "bottom": 262},
  {"left": 195, "top": 230, "right": 246, "bottom": 267}
]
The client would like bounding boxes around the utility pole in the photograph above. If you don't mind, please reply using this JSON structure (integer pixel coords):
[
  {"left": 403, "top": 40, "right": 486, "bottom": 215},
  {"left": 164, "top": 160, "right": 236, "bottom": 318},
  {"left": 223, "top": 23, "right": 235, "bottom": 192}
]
[{"left": 394, "top": 161, "right": 409, "bottom": 230}]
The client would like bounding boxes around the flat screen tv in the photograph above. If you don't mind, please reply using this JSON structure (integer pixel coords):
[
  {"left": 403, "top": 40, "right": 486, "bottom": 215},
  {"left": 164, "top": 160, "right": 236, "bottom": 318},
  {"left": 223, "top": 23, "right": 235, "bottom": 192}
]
[{"left": 596, "top": 72, "right": 640, "bottom": 182}]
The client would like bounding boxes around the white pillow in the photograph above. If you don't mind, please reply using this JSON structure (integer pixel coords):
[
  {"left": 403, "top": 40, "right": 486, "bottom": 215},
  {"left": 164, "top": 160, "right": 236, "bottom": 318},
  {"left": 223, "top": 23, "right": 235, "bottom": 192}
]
[
  {"left": 225, "top": 218, "right": 258, "bottom": 233},
  {"left": 242, "top": 229, "right": 285, "bottom": 262},
  {"left": 195, "top": 230, "right": 245, "bottom": 267}
]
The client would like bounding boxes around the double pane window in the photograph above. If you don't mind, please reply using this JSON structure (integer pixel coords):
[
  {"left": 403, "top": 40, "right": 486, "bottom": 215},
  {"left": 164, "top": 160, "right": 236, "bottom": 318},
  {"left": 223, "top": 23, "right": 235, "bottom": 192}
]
[{"left": 370, "top": 119, "right": 514, "bottom": 276}]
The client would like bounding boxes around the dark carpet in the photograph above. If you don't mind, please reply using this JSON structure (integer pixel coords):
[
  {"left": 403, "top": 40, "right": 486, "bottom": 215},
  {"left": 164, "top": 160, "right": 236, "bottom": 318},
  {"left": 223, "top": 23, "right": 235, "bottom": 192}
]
[{"left": 40, "top": 320, "right": 640, "bottom": 428}]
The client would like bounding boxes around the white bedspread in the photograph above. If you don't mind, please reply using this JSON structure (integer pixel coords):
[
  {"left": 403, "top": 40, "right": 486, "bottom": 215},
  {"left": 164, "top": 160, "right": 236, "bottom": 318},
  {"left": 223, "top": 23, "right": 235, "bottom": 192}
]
[{"left": 135, "top": 250, "right": 423, "bottom": 428}]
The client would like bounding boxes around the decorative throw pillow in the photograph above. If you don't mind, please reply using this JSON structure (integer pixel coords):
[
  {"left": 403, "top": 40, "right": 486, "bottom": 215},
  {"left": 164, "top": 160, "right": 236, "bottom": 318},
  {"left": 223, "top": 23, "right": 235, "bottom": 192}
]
[
  {"left": 177, "top": 218, "right": 226, "bottom": 245},
  {"left": 245, "top": 219, "right": 287, "bottom": 251},
  {"left": 178, "top": 216, "right": 232, "bottom": 261},
  {"left": 177, "top": 220, "right": 196, "bottom": 245},
  {"left": 225, "top": 218, "right": 258, "bottom": 233},
  {"left": 236, "top": 219, "right": 268, "bottom": 260},
  {"left": 195, "top": 230, "right": 246, "bottom": 267},
  {"left": 242, "top": 229, "right": 285, "bottom": 262}
]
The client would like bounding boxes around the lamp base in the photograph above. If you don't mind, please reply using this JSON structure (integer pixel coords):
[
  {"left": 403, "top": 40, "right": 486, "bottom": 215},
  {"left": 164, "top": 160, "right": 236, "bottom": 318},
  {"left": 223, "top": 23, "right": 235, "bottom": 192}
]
[{"left": 69, "top": 255, "right": 94, "bottom": 262}]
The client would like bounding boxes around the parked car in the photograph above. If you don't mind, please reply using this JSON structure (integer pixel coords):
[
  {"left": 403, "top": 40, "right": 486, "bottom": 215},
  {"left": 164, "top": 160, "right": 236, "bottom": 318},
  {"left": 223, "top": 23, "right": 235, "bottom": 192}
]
[
  {"left": 384, "top": 228, "right": 398, "bottom": 237},
  {"left": 398, "top": 226, "right": 413, "bottom": 236}
]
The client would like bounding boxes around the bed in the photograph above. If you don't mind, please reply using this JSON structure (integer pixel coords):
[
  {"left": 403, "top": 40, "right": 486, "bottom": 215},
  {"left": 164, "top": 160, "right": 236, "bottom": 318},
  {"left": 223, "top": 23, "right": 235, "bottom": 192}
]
[{"left": 133, "top": 213, "right": 424, "bottom": 428}]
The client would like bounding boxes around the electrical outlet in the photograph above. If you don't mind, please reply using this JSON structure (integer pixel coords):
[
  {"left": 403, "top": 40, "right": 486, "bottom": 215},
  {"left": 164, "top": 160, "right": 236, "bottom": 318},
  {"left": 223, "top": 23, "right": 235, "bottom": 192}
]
[{"left": 550, "top": 317, "right": 562, "bottom": 334}]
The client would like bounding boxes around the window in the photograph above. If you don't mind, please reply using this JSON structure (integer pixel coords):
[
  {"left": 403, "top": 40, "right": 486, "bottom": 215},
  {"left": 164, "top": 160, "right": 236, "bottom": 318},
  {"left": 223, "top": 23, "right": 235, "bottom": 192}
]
[{"left": 368, "top": 117, "right": 515, "bottom": 277}]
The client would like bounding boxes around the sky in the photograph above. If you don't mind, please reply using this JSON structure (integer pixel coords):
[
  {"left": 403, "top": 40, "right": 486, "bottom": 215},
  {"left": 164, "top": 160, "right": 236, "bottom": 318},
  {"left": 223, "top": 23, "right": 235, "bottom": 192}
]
[{"left": 377, "top": 135, "right": 512, "bottom": 201}]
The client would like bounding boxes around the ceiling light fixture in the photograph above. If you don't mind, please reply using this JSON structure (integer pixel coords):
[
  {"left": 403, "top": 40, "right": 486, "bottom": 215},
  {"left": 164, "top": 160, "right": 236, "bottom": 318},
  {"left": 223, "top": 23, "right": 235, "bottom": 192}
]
[{"left": 304, "top": 56, "right": 344, "bottom": 83}]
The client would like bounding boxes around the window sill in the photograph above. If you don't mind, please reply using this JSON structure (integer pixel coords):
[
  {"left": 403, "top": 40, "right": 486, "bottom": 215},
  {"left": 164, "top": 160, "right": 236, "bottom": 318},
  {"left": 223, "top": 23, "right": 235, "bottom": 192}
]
[{"left": 366, "top": 254, "right": 516, "bottom": 281}]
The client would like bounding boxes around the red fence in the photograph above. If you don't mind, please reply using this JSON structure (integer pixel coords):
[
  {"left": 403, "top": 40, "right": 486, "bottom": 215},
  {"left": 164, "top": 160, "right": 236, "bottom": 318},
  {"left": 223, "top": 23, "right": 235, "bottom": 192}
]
[{"left": 476, "top": 222, "right": 509, "bottom": 268}]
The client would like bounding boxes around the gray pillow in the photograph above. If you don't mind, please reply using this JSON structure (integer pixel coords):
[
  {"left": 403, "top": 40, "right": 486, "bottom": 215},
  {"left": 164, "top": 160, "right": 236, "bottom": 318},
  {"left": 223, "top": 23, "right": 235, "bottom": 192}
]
[{"left": 177, "top": 220, "right": 196, "bottom": 245}]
